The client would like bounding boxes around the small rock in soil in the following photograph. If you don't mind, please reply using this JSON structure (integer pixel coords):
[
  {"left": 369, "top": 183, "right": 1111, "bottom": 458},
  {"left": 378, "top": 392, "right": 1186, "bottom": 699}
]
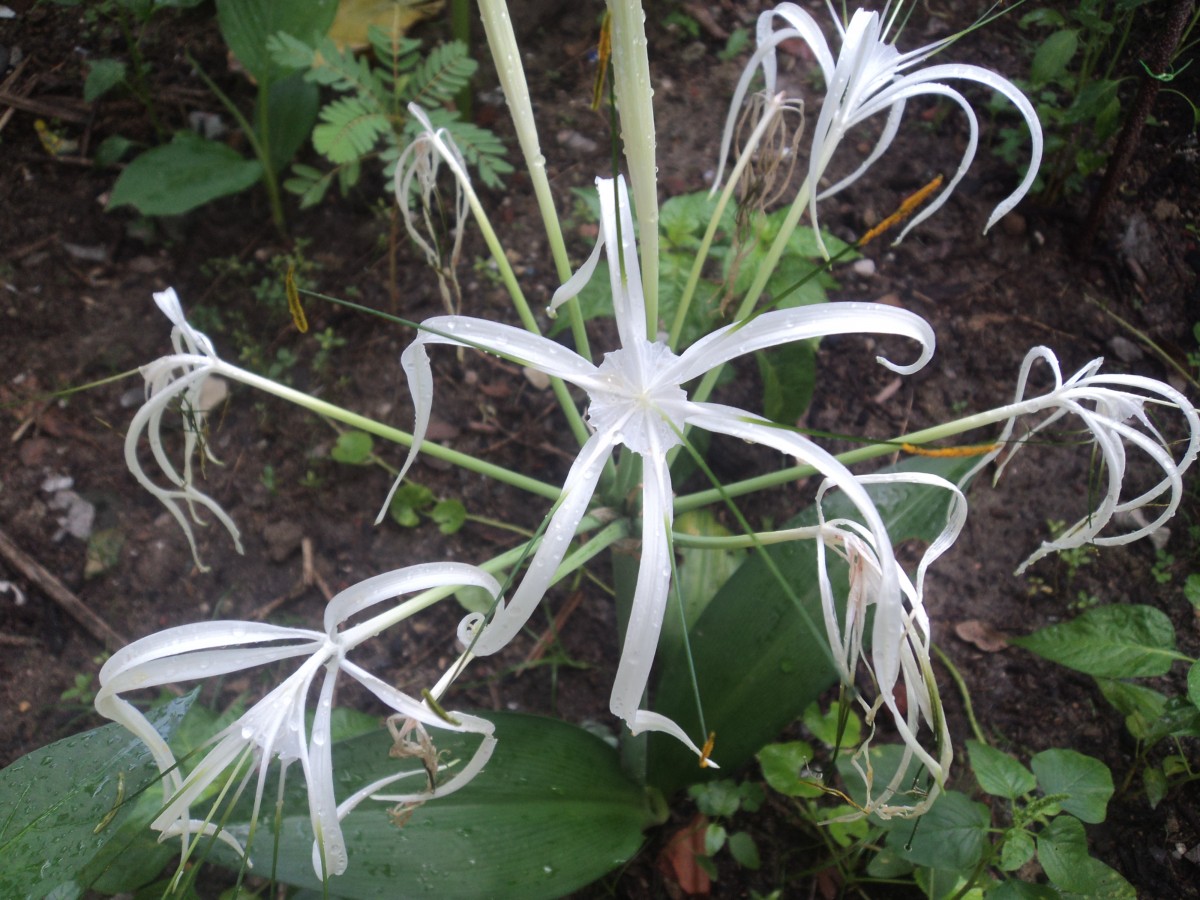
[
  {"left": 1107, "top": 335, "right": 1144, "bottom": 363},
  {"left": 134, "top": 538, "right": 186, "bottom": 591},
  {"left": 262, "top": 520, "right": 304, "bottom": 563}
]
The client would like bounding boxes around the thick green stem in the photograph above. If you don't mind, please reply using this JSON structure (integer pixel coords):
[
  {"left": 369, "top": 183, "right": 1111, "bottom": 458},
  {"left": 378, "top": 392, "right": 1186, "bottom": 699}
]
[
  {"left": 475, "top": 0, "right": 591, "bottom": 363},
  {"left": 607, "top": 0, "right": 659, "bottom": 336}
]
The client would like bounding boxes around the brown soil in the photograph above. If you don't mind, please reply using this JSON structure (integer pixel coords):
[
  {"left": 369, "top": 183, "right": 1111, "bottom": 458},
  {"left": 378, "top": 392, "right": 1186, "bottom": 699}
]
[{"left": 1, "top": 0, "right": 1199, "bottom": 896}]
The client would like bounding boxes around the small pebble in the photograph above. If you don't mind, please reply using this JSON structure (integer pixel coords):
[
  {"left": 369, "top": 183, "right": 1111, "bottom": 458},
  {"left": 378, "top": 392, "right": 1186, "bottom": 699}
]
[{"left": 852, "top": 258, "right": 876, "bottom": 277}]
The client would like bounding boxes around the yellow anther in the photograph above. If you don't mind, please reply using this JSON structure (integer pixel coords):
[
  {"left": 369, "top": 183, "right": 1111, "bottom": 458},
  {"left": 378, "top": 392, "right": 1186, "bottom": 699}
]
[{"left": 858, "top": 175, "right": 945, "bottom": 247}]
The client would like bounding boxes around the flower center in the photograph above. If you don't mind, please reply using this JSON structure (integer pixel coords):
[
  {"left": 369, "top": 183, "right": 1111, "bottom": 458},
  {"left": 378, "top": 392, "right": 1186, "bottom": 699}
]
[{"left": 587, "top": 341, "right": 688, "bottom": 455}]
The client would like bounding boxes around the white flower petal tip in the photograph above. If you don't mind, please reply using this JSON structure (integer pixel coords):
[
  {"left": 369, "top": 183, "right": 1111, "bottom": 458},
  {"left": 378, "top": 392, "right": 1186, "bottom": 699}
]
[
  {"left": 95, "top": 563, "right": 504, "bottom": 880},
  {"left": 127, "top": 290, "right": 242, "bottom": 568},
  {"left": 716, "top": 2, "right": 1043, "bottom": 246},
  {"left": 965, "top": 347, "right": 1200, "bottom": 575},
  {"left": 394, "top": 175, "right": 935, "bottom": 758}
]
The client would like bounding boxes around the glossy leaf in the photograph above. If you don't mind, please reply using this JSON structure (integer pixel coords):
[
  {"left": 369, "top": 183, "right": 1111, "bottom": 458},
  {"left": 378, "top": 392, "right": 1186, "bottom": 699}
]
[
  {"left": 233, "top": 712, "right": 654, "bottom": 899},
  {"left": 1010, "top": 604, "right": 1182, "bottom": 678},
  {"left": 0, "top": 693, "right": 195, "bottom": 898},
  {"left": 216, "top": 0, "right": 338, "bottom": 85}
]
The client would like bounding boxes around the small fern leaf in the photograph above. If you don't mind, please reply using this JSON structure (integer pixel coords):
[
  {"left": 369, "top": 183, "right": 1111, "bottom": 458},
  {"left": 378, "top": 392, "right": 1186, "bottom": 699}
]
[
  {"left": 367, "top": 24, "right": 422, "bottom": 78},
  {"left": 405, "top": 42, "right": 477, "bottom": 107},
  {"left": 266, "top": 32, "right": 317, "bottom": 72},
  {"left": 313, "top": 97, "right": 390, "bottom": 164},
  {"left": 418, "top": 111, "right": 512, "bottom": 190},
  {"left": 284, "top": 164, "right": 336, "bottom": 208}
]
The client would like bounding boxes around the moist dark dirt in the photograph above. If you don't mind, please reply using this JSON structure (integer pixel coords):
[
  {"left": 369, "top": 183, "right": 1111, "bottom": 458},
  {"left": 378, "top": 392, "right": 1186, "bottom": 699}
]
[{"left": 1, "top": 0, "right": 1199, "bottom": 896}]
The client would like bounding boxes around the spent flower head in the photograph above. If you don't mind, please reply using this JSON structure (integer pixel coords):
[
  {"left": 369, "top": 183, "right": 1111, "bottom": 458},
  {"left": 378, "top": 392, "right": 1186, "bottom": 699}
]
[{"left": 95, "top": 563, "right": 503, "bottom": 880}]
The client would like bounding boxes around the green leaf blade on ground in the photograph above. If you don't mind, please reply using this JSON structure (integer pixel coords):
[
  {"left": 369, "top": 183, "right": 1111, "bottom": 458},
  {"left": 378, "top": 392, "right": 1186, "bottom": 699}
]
[
  {"left": 108, "top": 132, "right": 263, "bottom": 216},
  {"left": 0, "top": 693, "right": 195, "bottom": 898},
  {"left": 1009, "top": 604, "right": 1181, "bottom": 678},
  {"left": 884, "top": 789, "right": 991, "bottom": 871},
  {"left": 235, "top": 712, "right": 654, "bottom": 899}
]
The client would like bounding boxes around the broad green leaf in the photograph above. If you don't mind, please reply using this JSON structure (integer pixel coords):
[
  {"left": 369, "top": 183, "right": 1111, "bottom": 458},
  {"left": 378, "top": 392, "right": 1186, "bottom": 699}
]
[
  {"left": 1037, "top": 815, "right": 1093, "bottom": 891},
  {"left": 1031, "top": 29, "right": 1079, "bottom": 83},
  {"left": 94, "top": 134, "right": 136, "bottom": 167},
  {"left": 704, "top": 822, "right": 727, "bottom": 856},
  {"left": 1141, "top": 697, "right": 1200, "bottom": 745},
  {"left": 84, "top": 59, "right": 126, "bottom": 102},
  {"left": 999, "top": 828, "right": 1036, "bottom": 871},
  {"left": 649, "top": 456, "right": 977, "bottom": 792},
  {"left": 1010, "top": 604, "right": 1182, "bottom": 678},
  {"left": 236, "top": 713, "right": 653, "bottom": 899},
  {"left": 757, "top": 741, "right": 821, "bottom": 798},
  {"left": 1031, "top": 749, "right": 1113, "bottom": 823},
  {"left": 1095, "top": 678, "right": 1167, "bottom": 740},
  {"left": 727, "top": 831, "right": 760, "bottom": 869},
  {"left": 108, "top": 132, "right": 262, "bottom": 216},
  {"left": 1056, "top": 859, "right": 1135, "bottom": 900},
  {"left": 256, "top": 71, "right": 319, "bottom": 175},
  {"left": 216, "top": 0, "right": 338, "bottom": 85},
  {"left": 885, "top": 790, "right": 990, "bottom": 871},
  {"left": 967, "top": 740, "right": 1035, "bottom": 800},
  {"left": 689, "top": 779, "right": 743, "bottom": 817},
  {"left": 0, "top": 694, "right": 195, "bottom": 898},
  {"left": 1189, "top": 661, "right": 1200, "bottom": 711},
  {"left": 330, "top": 430, "right": 375, "bottom": 464},
  {"left": 1184, "top": 574, "right": 1200, "bottom": 609}
]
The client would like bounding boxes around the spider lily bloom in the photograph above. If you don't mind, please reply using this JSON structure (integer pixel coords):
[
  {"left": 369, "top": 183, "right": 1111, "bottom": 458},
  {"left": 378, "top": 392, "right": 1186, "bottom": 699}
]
[
  {"left": 384, "top": 174, "right": 936, "bottom": 760},
  {"left": 95, "top": 563, "right": 503, "bottom": 880},
  {"left": 126, "top": 288, "right": 243, "bottom": 567},
  {"left": 965, "top": 347, "right": 1200, "bottom": 574},
  {"left": 715, "top": 1, "right": 1043, "bottom": 252},
  {"left": 814, "top": 471, "right": 966, "bottom": 817}
]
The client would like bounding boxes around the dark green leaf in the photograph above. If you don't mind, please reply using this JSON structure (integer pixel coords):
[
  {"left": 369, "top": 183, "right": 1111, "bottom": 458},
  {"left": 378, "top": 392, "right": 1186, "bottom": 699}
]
[
  {"left": 84, "top": 59, "right": 126, "bottom": 102},
  {"left": 94, "top": 134, "right": 137, "bottom": 167},
  {"left": 1031, "top": 749, "right": 1113, "bottom": 823},
  {"left": 1144, "top": 765, "right": 1167, "bottom": 809},
  {"left": 108, "top": 132, "right": 262, "bottom": 216},
  {"left": 1010, "top": 604, "right": 1181, "bottom": 678},
  {"left": 1095, "top": 678, "right": 1167, "bottom": 741},
  {"left": 237, "top": 713, "right": 653, "bottom": 899},
  {"left": 802, "top": 700, "right": 861, "bottom": 750},
  {"left": 1037, "top": 815, "right": 1093, "bottom": 891},
  {"left": 999, "top": 828, "right": 1036, "bottom": 871},
  {"left": 989, "top": 882, "right": 1060, "bottom": 900},
  {"left": 1189, "top": 661, "right": 1200, "bottom": 711},
  {"left": 431, "top": 499, "right": 467, "bottom": 535},
  {"left": 665, "top": 510, "right": 745, "bottom": 646},
  {"left": 727, "top": 831, "right": 760, "bottom": 869},
  {"left": 216, "top": 0, "right": 338, "bottom": 85},
  {"left": 967, "top": 739, "right": 1036, "bottom": 800},
  {"left": 1031, "top": 30, "right": 1079, "bottom": 84},
  {"left": 256, "top": 71, "right": 319, "bottom": 174},
  {"left": 0, "top": 694, "right": 195, "bottom": 898}
]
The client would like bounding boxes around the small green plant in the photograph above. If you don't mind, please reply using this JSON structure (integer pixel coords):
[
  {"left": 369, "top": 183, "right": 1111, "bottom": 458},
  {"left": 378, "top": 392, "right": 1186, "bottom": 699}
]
[
  {"left": 107, "top": 0, "right": 340, "bottom": 230},
  {"left": 1151, "top": 547, "right": 1176, "bottom": 584},
  {"left": 1047, "top": 517, "right": 1097, "bottom": 583},
  {"left": 1012, "top": 604, "right": 1200, "bottom": 809},
  {"left": 267, "top": 24, "right": 511, "bottom": 207},
  {"left": 59, "top": 672, "right": 98, "bottom": 707},
  {"left": 685, "top": 779, "right": 765, "bottom": 879}
]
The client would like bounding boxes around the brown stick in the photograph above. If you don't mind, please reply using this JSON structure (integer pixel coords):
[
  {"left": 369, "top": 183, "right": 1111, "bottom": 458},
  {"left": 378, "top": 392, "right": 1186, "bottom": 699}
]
[{"left": 0, "top": 528, "right": 129, "bottom": 650}]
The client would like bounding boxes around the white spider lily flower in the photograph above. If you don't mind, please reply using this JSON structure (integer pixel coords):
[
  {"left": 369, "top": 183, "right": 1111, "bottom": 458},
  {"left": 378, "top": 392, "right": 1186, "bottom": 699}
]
[
  {"left": 715, "top": 1, "right": 1043, "bottom": 252},
  {"left": 383, "top": 175, "right": 936, "bottom": 761},
  {"left": 95, "top": 563, "right": 502, "bottom": 880},
  {"left": 965, "top": 347, "right": 1200, "bottom": 574},
  {"left": 126, "top": 288, "right": 242, "bottom": 567},
  {"left": 814, "top": 471, "right": 965, "bottom": 817}
]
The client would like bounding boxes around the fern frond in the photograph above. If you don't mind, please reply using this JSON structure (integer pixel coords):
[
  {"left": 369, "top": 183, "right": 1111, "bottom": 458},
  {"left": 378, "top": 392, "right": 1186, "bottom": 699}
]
[
  {"left": 367, "top": 25, "right": 422, "bottom": 79},
  {"left": 284, "top": 164, "right": 336, "bottom": 208},
  {"left": 291, "top": 35, "right": 388, "bottom": 106},
  {"left": 404, "top": 42, "right": 478, "bottom": 108},
  {"left": 266, "top": 33, "right": 317, "bottom": 72},
  {"left": 313, "top": 97, "right": 390, "bottom": 164}
]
